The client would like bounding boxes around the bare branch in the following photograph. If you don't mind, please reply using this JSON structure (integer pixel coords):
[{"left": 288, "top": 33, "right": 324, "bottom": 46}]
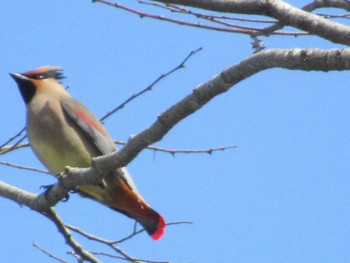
[
  {"left": 33, "top": 242, "right": 69, "bottom": 263},
  {"left": 100, "top": 47, "right": 203, "bottom": 122},
  {"left": 94, "top": 0, "right": 307, "bottom": 36},
  {"left": 318, "top": 12, "right": 350, "bottom": 20},
  {"left": 303, "top": 0, "right": 350, "bottom": 12},
  {"left": 113, "top": 220, "right": 192, "bottom": 244},
  {"left": 139, "top": 1, "right": 273, "bottom": 31},
  {"left": 0, "top": 142, "right": 30, "bottom": 155},
  {"left": 43, "top": 209, "right": 100, "bottom": 263},
  {"left": 87, "top": 252, "right": 132, "bottom": 261},
  {"left": 94, "top": 0, "right": 259, "bottom": 34},
  {"left": 0, "top": 183, "right": 98, "bottom": 261},
  {"left": 145, "top": 0, "right": 350, "bottom": 45},
  {"left": 0, "top": 126, "right": 26, "bottom": 150},
  {"left": 0, "top": 178, "right": 64, "bottom": 211},
  {"left": 253, "top": 0, "right": 350, "bottom": 39},
  {"left": 114, "top": 140, "right": 237, "bottom": 155},
  {"left": 90, "top": 251, "right": 172, "bottom": 263},
  {"left": 136, "top": 144, "right": 238, "bottom": 155},
  {"left": 3, "top": 48, "right": 350, "bottom": 227},
  {"left": 87, "top": 48, "right": 350, "bottom": 178},
  {"left": 0, "top": 161, "right": 49, "bottom": 174},
  {"left": 141, "top": 2, "right": 276, "bottom": 24},
  {"left": 138, "top": 1, "right": 309, "bottom": 38},
  {"left": 65, "top": 224, "right": 145, "bottom": 261},
  {"left": 66, "top": 221, "right": 191, "bottom": 262},
  {"left": 0, "top": 131, "right": 27, "bottom": 155},
  {"left": 0, "top": 180, "right": 38, "bottom": 207}
]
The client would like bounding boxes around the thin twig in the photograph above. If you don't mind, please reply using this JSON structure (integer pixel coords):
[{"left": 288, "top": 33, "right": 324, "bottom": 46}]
[
  {"left": 91, "top": 251, "right": 173, "bottom": 263},
  {"left": 66, "top": 220, "right": 191, "bottom": 261},
  {"left": 0, "top": 161, "right": 49, "bottom": 174},
  {"left": 140, "top": 1, "right": 277, "bottom": 31},
  {"left": 317, "top": 12, "right": 350, "bottom": 20},
  {"left": 0, "top": 128, "right": 27, "bottom": 155},
  {"left": 94, "top": 0, "right": 306, "bottom": 36},
  {"left": 67, "top": 220, "right": 191, "bottom": 244},
  {"left": 114, "top": 140, "right": 237, "bottom": 155},
  {"left": 66, "top": 224, "right": 139, "bottom": 261},
  {"left": 43, "top": 209, "right": 100, "bottom": 263},
  {"left": 0, "top": 140, "right": 236, "bottom": 157},
  {"left": 33, "top": 242, "right": 69, "bottom": 263},
  {"left": 100, "top": 47, "right": 202, "bottom": 121},
  {"left": 86, "top": 252, "right": 127, "bottom": 261},
  {"left": 150, "top": 2, "right": 276, "bottom": 23},
  {"left": 167, "top": 221, "right": 192, "bottom": 226},
  {"left": 0, "top": 127, "right": 26, "bottom": 149},
  {"left": 0, "top": 142, "right": 30, "bottom": 155}
]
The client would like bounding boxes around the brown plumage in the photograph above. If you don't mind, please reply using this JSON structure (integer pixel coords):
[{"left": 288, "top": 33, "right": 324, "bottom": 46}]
[{"left": 10, "top": 66, "right": 165, "bottom": 240}]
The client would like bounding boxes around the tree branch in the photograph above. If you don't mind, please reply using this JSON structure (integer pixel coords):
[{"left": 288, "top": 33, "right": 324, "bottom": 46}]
[
  {"left": 66, "top": 221, "right": 190, "bottom": 262},
  {"left": 0, "top": 180, "right": 38, "bottom": 208},
  {"left": 114, "top": 140, "right": 237, "bottom": 155},
  {"left": 66, "top": 224, "right": 141, "bottom": 262},
  {"left": 0, "top": 142, "right": 29, "bottom": 155},
  {"left": 94, "top": 0, "right": 309, "bottom": 36},
  {"left": 147, "top": 0, "right": 350, "bottom": 45},
  {"left": 33, "top": 242, "right": 69, "bottom": 263},
  {"left": 65, "top": 48, "right": 350, "bottom": 191},
  {"left": 0, "top": 127, "right": 26, "bottom": 150},
  {"left": 43, "top": 209, "right": 100, "bottom": 263},
  {"left": 0, "top": 181, "right": 99, "bottom": 261},
  {"left": 303, "top": 0, "right": 350, "bottom": 12},
  {"left": 100, "top": 47, "right": 202, "bottom": 122},
  {"left": 0, "top": 161, "right": 49, "bottom": 174},
  {"left": 2, "top": 48, "right": 350, "bottom": 217}
]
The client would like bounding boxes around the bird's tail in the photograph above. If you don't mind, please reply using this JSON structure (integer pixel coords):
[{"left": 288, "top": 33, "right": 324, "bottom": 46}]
[
  {"left": 106, "top": 179, "right": 166, "bottom": 240},
  {"left": 79, "top": 171, "right": 165, "bottom": 240}
]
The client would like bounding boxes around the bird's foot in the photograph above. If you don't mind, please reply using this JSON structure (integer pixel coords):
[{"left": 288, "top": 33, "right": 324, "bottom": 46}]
[{"left": 40, "top": 184, "right": 71, "bottom": 202}]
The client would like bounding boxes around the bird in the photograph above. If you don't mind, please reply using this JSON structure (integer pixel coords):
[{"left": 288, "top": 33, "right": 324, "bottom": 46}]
[{"left": 10, "top": 65, "right": 165, "bottom": 240}]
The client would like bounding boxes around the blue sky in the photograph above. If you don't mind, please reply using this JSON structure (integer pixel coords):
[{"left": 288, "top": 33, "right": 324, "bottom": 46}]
[{"left": 1, "top": 0, "right": 350, "bottom": 262}]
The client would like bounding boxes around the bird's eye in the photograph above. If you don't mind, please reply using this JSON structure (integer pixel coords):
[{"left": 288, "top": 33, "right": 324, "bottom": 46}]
[
  {"left": 23, "top": 73, "right": 44, "bottom": 79},
  {"left": 32, "top": 74, "right": 45, "bottom": 79},
  {"left": 23, "top": 70, "right": 64, "bottom": 80}
]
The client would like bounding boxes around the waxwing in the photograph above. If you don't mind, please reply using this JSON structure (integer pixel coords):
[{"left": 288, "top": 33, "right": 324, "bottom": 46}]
[{"left": 10, "top": 66, "right": 165, "bottom": 240}]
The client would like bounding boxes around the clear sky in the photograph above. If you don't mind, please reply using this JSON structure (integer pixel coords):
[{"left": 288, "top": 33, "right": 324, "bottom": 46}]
[{"left": 1, "top": 1, "right": 350, "bottom": 262}]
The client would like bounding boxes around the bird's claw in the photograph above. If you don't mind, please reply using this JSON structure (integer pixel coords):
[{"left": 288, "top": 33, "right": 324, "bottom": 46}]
[
  {"left": 69, "top": 188, "right": 78, "bottom": 194},
  {"left": 61, "top": 193, "right": 70, "bottom": 202},
  {"left": 40, "top": 184, "right": 54, "bottom": 193},
  {"left": 40, "top": 184, "right": 76, "bottom": 202}
]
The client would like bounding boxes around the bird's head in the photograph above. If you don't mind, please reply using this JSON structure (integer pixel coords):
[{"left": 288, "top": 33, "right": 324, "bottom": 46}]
[{"left": 10, "top": 66, "right": 65, "bottom": 104}]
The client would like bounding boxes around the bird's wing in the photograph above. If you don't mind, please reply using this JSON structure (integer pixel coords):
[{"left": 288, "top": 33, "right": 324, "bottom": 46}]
[
  {"left": 60, "top": 98, "right": 116, "bottom": 155},
  {"left": 60, "top": 98, "right": 140, "bottom": 193}
]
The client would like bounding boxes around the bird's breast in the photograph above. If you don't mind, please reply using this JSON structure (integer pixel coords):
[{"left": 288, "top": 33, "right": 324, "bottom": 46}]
[{"left": 26, "top": 98, "right": 95, "bottom": 174}]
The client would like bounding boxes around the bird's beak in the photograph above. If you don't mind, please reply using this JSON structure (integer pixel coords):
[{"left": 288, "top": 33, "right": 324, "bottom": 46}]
[
  {"left": 9, "top": 72, "right": 29, "bottom": 83},
  {"left": 10, "top": 72, "right": 24, "bottom": 80}
]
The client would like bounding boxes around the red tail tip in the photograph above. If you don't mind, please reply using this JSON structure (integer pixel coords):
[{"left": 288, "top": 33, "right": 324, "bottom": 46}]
[{"left": 150, "top": 214, "right": 166, "bottom": 240}]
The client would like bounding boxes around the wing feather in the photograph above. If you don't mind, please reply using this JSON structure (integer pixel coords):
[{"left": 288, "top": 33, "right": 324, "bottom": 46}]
[
  {"left": 60, "top": 99, "right": 139, "bottom": 193},
  {"left": 60, "top": 99, "right": 115, "bottom": 155}
]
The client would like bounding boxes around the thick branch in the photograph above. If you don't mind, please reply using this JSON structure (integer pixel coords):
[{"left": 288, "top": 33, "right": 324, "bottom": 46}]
[
  {"left": 71, "top": 48, "right": 350, "bottom": 179},
  {"left": 266, "top": 0, "right": 350, "bottom": 44},
  {"left": 0, "top": 180, "right": 38, "bottom": 208},
  {"left": 152, "top": 0, "right": 350, "bottom": 45},
  {"left": 0, "top": 181, "right": 100, "bottom": 262},
  {"left": 2, "top": 48, "right": 350, "bottom": 212}
]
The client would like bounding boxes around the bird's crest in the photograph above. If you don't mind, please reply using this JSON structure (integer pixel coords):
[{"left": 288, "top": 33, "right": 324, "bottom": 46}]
[{"left": 23, "top": 65, "right": 65, "bottom": 80}]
